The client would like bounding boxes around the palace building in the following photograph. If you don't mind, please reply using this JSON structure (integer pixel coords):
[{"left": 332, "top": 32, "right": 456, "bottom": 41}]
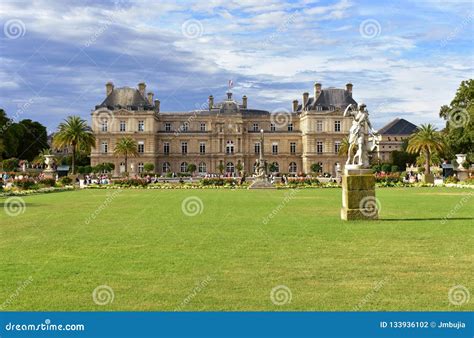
[{"left": 90, "top": 82, "right": 357, "bottom": 176}]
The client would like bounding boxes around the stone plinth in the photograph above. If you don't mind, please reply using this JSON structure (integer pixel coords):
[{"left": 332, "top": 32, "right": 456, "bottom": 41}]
[
  {"left": 341, "top": 168, "right": 378, "bottom": 221},
  {"left": 422, "top": 173, "right": 434, "bottom": 184},
  {"left": 248, "top": 178, "right": 275, "bottom": 189}
]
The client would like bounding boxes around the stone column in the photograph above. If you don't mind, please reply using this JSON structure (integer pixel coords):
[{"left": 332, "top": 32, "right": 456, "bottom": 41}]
[{"left": 341, "top": 167, "right": 378, "bottom": 220}]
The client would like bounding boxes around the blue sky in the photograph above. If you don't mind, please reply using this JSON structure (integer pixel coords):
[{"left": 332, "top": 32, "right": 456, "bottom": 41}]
[{"left": 1, "top": 0, "right": 473, "bottom": 132}]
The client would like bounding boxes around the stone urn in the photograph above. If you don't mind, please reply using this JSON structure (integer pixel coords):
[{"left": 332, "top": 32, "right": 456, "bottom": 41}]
[
  {"left": 456, "top": 154, "right": 467, "bottom": 168},
  {"left": 43, "top": 155, "right": 56, "bottom": 178}
]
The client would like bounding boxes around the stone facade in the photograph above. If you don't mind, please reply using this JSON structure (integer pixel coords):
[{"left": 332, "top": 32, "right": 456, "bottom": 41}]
[
  {"left": 91, "top": 82, "right": 357, "bottom": 176},
  {"left": 373, "top": 118, "right": 417, "bottom": 162}
]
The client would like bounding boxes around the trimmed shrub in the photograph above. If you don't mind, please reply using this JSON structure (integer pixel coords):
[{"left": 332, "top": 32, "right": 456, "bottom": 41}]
[
  {"left": 59, "top": 176, "right": 73, "bottom": 185},
  {"left": 2, "top": 158, "right": 19, "bottom": 172},
  {"left": 381, "top": 163, "right": 391, "bottom": 173},
  {"left": 391, "top": 165, "right": 399, "bottom": 173},
  {"left": 38, "top": 178, "right": 56, "bottom": 187},
  {"left": 14, "top": 178, "right": 37, "bottom": 190}
]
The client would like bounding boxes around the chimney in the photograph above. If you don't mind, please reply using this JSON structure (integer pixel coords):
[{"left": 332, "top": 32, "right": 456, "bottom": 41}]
[
  {"left": 208, "top": 95, "right": 214, "bottom": 109},
  {"left": 315, "top": 82, "right": 322, "bottom": 99},
  {"left": 154, "top": 99, "right": 160, "bottom": 112},
  {"left": 147, "top": 92, "right": 154, "bottom": 104},
  {"left": 106, "top": 82, "right": 114, "bottom": 96},
  {"left": 138, "top": 82, "right": 146, "bottom": 96},
  {"left": 242, "top": 95, "right": 247, "bottom": 109},
  {"left": 292, "top": 99, "right": 299, "bottom": 112},
  {"left": 346, "top": 83, "right": 353, "bottom": 96},
  {"left": 302, "top": 92, "right": 309, "bottom": 110}
]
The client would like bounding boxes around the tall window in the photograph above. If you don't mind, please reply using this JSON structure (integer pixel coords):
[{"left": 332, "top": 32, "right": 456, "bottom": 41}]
[
  {"left": 287, "top": 123, "right": 293, "bottom": 131},
  {"left": 198, "top": 162, "right": 207, "bottom": 173},
  {"left": 180, "top": 162, "right": 188, "bottom": 173},
  {"left": 101, "top": 119, "right": 108, "bottom": 132},
  {"left": 138, "top": 120, "right": 144, "bottom": 132},
  {"left": 120, "top": 120, "right": 126, "bottom": 132},
  {"left": 165, "top": 123, "right": 171, "bottom": 132},
  {"left": 181, "top": 142, "right": 187, "bottom": 155},
  {"left": 317, "top": 141, "right": 323, "bottom": 154},
  {"left": 334, "top": 141, "right": 341, "bottom": 154},
  {"left": 254, "top": 142, "right": 260, "bottom": 155},
  {"left": 200, "top": 123, "right": 206, "bottom": 132},
  {"left": 289, "top": 162, "right": 297, "bottom": 173},
  {"left": 316, "top": 120, "right": 323, "bottom": 132},
  {"left": 334, "top": 120, "right": 341, "bottom": 132},
  {"left": 138, "top": 141, "right": 144, "bottom": 154},
  {"left": 163, "top": 142, "right": 169, "bottom": 155},
  {"left": 226, "top": 162, "right": 234, "bottom": 173},
  {"left": 200, "top": 142, "right": 206, "bottom": 155},
  {"left": 182, "top": 122, "right": 189, "bottom": 132},
  {"left": 272, "top": 143, "right": 278, "bottom": 155},
  {"left": 270, "top": 123, "right": 276, "bottom": 132},
  {"left": 290, "top": 142, "right": 296, "bottom": 154},
  {"left": 138, "top": 162, "right": 144, "bottom": 173},
  {"left": 101, "top": 141, "right": 108, "bottom": 153},
  {"left": 252, "top": 123, "right": 259, "bottom": 132},
  {"left": 162, "top": 162, "right": 171, "bottom": 173},
  {"left": 226, "top": 141, "right": 234, "bottom": 155}
]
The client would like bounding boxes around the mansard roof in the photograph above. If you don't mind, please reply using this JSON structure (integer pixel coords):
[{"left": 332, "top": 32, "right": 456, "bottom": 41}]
[
  {"left": 297, "top": 87, "right": 357, "bottom": 112},
  {"left": 378, "top": 118, "right": 418, "bottom": 135},
  {"left": 96, "top": 87, "right": 154, "bottom": 110}
]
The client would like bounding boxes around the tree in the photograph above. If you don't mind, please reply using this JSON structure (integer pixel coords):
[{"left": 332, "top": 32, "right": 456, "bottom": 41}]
[
  {"left": 236, "top": 162, "right": 244, "bottom": 175},
  {"left": 217, "top": 162, "right": 224, "bottom": 174},
  {"left": 114, "top": 136, "right": 138, "bottom": 174},
  {"left": 144, "top": 163, "right": 155, "bottom": 173},
  {"left": 53, "top": 116, "right": 95, "bottom": 174},
  {"left": 407, "top": 124, "right": 445, "bottom": 175},
  {"left": 338, "top": 136, "right": 357, "bottom": 157},
  {"left": 187, "top": 163, "right": 197, "bottom": 175},
  {"left": 33, "top": 148, "right": 53, "bottom": 167},
  {"left": 268, "top": 162, "right": 278, "bottom": 173},
  {"left": 310, "top": 163, "right": 321, "bottom": 175},
  {"left": 439, "top": 79, "right": 474, "bottom": 161}
]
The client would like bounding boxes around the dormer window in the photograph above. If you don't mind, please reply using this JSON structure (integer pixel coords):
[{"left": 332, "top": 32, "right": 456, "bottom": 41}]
[{"left": 252, "top": 123, "right": 259, "bottom": 132}]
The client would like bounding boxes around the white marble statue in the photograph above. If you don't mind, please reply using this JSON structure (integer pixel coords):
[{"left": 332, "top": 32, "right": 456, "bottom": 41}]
[{"left": 343, "top": 103, "right": 379, "bottom": 168}]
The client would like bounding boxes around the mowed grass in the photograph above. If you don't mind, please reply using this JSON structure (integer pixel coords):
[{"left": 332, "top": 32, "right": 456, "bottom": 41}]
[{"left": 0, "top": 187, "right": 472, "bottom": 311}]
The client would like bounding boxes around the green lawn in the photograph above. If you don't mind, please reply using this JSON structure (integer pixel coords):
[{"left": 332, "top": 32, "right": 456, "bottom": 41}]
[{"left": 0, "top": 187, "right": 472, "bottom": 311}]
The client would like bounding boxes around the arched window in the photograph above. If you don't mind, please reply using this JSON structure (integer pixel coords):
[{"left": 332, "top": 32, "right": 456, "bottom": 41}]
[
  {"left": 270, "top": 162, "right": 279, "bottom": 173},
  {"left": 180, "top": 162, "right": 188, "bottom": 173},
  {"left": 162, "top": 162, "right": 171, "bottom": 173},
  {"left": 198, "top": 162, "right": 207, "bottom": 174},
  {"left": 289, "top": 162, "right": 297, "bottom": 173},
  {"left": 226, "top": 140, "right": 234, "bottom": 155},
  {"left": 226, "top": 162, "right": 234, "bottom": 173},
  {"left": 120, "top": 162, "right": 126, "bottom": 173}
]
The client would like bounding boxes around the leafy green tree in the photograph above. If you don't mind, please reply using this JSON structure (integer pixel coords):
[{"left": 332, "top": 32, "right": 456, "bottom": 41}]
[
  {"left": 217, "top": 162, "right": 224, "bottom": 174},
  {"left": 439, "top": 79, "right": 474, "bottom": 161},
  {"left": 114, "top": 136, "right": 138, "bottom": 174},
  {"left": 187, "top": 163, "right": 197, "bottom": 175},
  {"left": 53, "top": 116, "right": 95, "bottom": 174},
  {"left": 144, "top": 163, "right": 155, "bottom": 173},
  {"left": 310, "top": 163, "right": 321, "bottom": 174},
  {"left": 407, "top": 124, "right": 445, "bottom": 175}
]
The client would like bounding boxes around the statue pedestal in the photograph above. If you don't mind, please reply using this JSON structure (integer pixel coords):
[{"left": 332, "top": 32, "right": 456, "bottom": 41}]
[
  {"left": 43, "top": 170, "right": 56, "bottom": 179},
  {"left": 422, "top": 173, "right": 434, "bottom": 184},
  {"left": 341, "top": 167, "right": 378, "bottom": 221},
  {"left": 248, "top": 178, "right": 275, "bottom": 189}
]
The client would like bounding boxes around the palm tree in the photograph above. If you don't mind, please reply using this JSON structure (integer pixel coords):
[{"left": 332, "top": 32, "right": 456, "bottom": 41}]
[
  {"left": 338, "top": 137, "right": 357, "bottom": 157},
  {"left": 53, "top": 116, "right": 95, "bottom": 174},
  {"left": 407, "top": 124, "right": 445, "bottom": 175},
  {"left": 114, "top": 136, "right": 138, "bottom": 174}
]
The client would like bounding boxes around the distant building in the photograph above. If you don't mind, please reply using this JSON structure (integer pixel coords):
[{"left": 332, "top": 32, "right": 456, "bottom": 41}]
[
  {"left": 90, "top": 82, "right": 357, "bottom": 176},
  {"left": 47, "top": 133, "right": 72, "bottom": 157},
  {"left": 374, "top": 118, "right": 418, "bottom": 162}
]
